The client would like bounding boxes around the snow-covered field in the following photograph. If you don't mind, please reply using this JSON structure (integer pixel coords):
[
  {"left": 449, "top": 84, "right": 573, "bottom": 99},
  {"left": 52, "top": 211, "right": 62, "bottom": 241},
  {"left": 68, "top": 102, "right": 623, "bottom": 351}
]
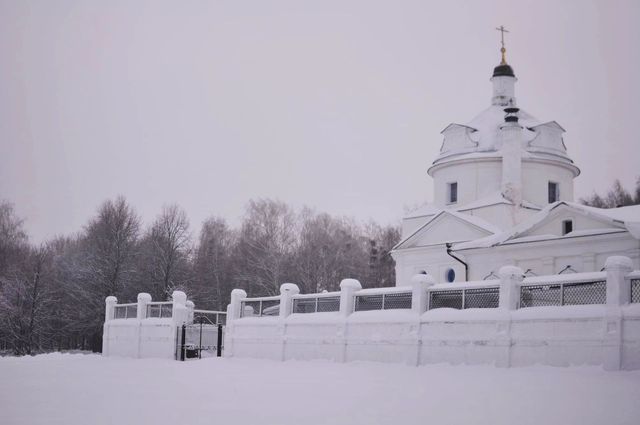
[{"left": 1, "top": 354, "right": 639, "bottom": 425}]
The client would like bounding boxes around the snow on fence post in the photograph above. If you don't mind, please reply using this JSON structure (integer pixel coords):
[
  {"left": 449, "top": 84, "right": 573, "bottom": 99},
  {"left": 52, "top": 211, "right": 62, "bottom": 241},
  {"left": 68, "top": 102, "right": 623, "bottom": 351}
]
[
  {"left": 279, "top": 283, "right": 300, "bottom": 319},
  {"left": 103, "top": 296, "right": 117, "bottom": 357},
  {"left": 229, "top": 289, "right": 248, "bottom": 321},
  {"left": 411, "top": 274, "right": 435, "bottom": 314},
  {"left": 186, "top": 300, "right": 195, "bottom": 324},
  {"left": 605, "top": 256, "right": 633, "bottom": 306},
  {"left": 339, "top": 279, "right": 362, "bottom": 317},
  {"left": 498, "top": 266, "right": 524, "bottom": 310},
  {"left": 171, "top": 291, "right": 188, "bottom": 325},
  {"left": 603, "top": 256, "right": 633, "bottom": 371},
  {"left": 105, "top": 296, "right": 117, "bottom": 322},
  {"left": 137, "top": 293, "right": 151, "bottom": 320}
]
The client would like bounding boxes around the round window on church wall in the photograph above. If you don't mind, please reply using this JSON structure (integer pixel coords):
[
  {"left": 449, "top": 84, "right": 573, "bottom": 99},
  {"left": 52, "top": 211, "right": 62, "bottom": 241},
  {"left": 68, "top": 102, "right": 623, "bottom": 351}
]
[{"left": 446, "top": 268, "right": 456, "bottom": 283}]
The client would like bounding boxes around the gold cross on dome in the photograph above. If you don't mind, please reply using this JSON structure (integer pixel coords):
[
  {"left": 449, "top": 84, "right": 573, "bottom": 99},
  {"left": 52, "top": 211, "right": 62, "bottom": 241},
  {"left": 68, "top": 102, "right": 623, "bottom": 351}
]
[{"left": 495, "top": 25, "right": 509, "bottom": 64}]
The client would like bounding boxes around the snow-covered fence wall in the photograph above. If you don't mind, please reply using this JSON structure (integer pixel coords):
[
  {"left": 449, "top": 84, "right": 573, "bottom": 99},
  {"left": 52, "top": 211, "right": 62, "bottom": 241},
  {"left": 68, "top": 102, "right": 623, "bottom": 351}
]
[
  {"left": 102, "top": 291, "right": 227, "bottom": 359},
  {"left": 225, "top": 256, "right": 640, "bottom": 370}
]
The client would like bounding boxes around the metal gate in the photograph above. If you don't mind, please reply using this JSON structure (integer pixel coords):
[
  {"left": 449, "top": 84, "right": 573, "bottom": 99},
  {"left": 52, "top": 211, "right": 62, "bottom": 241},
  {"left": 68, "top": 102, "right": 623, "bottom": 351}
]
[{"left": 176, "top": 320, "right": 224, "bottom": 361}]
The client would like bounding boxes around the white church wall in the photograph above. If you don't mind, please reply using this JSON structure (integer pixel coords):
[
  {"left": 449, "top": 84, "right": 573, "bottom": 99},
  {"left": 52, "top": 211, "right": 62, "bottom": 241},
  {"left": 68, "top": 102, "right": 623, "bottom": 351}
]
[
  {"left": 521, "top": 160, "right": 575, "bottom": 205},
  {"left": 430, "top": 159, "right": 502, "bottom": 207},
  {"left": 225, "top": 261, "right": 640, "bottom": 370},
  {"left": 392, "top": 246, "right": 463, "bottom": 286},
  {"left": 460, "top": 232, "right": 639, "bottom": 280}
]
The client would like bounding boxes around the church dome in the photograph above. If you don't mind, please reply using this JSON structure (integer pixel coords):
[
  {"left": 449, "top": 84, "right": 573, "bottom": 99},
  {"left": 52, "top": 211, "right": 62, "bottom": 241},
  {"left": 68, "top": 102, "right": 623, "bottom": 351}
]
[
  {"left": 429, "top": 62, "right": 579, "bottom": 176},
  {"left": 492, "top": 63, "right": 515, "bottom": 77}
]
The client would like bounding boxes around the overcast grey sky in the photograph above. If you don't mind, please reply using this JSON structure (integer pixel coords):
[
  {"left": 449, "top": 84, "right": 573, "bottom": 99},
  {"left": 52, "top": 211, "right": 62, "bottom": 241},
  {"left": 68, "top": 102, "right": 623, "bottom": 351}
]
[{"left": 1, "top": 0, "right": 639, "bottom": 243}]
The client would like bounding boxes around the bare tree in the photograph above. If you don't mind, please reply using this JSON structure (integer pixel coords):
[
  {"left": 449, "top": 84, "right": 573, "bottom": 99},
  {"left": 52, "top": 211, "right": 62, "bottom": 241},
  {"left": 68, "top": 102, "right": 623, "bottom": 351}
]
[
  {"left": 580, "top": 178, "right": 639, "bottom": 208},
  {"left": 83, "top": 196, "right": 141, "bottom": 298},
  {"left": 192, "top": 217, "right": 236, "bottom": 310},
  {"left": 142, "top": 204, "right": 192, "bottom": 300},
  {"left": 294, "top": 210, "right": 367, "bottom": 293},
  {"left": 235, "top": 199, "right": 297, "bottom": 296}
]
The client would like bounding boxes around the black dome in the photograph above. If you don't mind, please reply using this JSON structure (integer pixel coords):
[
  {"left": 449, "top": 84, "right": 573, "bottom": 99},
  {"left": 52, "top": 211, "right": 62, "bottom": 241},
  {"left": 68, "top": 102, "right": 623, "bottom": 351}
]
[{"left": 492, "top": 64, "right": 515, "bottom": 77}]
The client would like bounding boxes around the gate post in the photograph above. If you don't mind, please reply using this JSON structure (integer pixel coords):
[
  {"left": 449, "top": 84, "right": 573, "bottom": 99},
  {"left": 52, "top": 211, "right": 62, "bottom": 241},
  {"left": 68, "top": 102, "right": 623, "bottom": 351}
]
[
  {"left": 180, "top": 324, "right": 186, "bottom": 361},
  {"left": 217, "top": 324, "right": 223, "bottom": 357}
]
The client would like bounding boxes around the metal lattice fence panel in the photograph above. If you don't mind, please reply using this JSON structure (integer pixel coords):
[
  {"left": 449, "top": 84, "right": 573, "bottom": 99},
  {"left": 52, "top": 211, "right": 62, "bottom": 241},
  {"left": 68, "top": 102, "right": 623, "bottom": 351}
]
[
  {"left": 520, "top": 280, "right": 606, "bottom": 307},
  {"left": 383, "top": 292, "right": 412, "bottom": 310},
  {"left": 520, "top": 284, "right": 562, "bottom": 307},
  {"left": 463, "top": 287, "right": 500, "bottom": 309},
  {"left": 147, "top": 304, "right": 173, "bottom": 318},
  {"left": 293, "top": 296, "right": 341, "bottom": 313},
  {"left": 429, "top": 290, "right": 463, "bottom": 310},
  {"left": 114, "top": 305, "right": 137, "bottom": 319},
  {"left": 355, "top": 294, "right": 383, "bottom": 311},
  {"left": 632, "top": 279, "right": 640, "bottom": 303},
  {"left": 317, "top": 296, "right": 340, "bottom": 312},
  {"left": 240, "top": 299, "right": 280, "bottom": 317},
  {"left": 292, "top": 298, "right": 316, "bottom": 314},
  {"left": 563, "top": 280, "right": 606, "bottom": 305}
]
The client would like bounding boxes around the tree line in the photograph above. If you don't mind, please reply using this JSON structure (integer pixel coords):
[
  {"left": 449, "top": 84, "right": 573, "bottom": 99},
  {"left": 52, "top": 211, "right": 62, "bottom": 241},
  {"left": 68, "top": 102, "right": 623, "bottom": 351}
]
[{"left": 0, "top": 197, "right": 400, "bottom": 355}]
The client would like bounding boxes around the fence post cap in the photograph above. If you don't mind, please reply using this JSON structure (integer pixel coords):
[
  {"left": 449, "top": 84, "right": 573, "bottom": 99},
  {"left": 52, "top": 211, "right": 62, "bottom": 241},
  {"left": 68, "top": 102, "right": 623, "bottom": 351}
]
[
  {"left": 231, "top": 289, "right": 247, "bottom": 299},
  {"left": 604, "top": 256, "right": 633, "bottom": 271},
  {"left": 498, "top": 265, "right": 524, "bottom": 279},
  {"left": 340, "top": 278, "right": 362, "bottom": 290},
  {"left": 411, "top": 273, "right": 435, "bottom": 286},
  {"left": 280, "top": 283, "right": 300, "bottom": 295},
  {"left": 137, "top": 292, "right": 152, "bottom": 302},
  {"left": 105, "top": 296, "right": 117, "bottom": 305},
  {"left": 171, "top": 291, "right": 187, "bottom": 304}
]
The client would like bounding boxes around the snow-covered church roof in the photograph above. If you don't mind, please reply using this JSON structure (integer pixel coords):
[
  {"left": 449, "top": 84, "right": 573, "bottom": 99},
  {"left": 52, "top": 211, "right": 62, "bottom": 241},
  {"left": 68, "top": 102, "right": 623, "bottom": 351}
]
[
  {"left": 453, "top": 202, "right": 640, "bottom": 251},
  {"left": 430, "top": 63, "right": 578, "bottom": 174}
]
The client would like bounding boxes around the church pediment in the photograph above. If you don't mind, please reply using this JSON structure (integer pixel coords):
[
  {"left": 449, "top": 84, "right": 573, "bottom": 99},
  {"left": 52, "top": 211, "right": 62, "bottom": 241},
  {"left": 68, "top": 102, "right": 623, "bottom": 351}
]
[
  {"left": 456, "top": 202, "right": 634, "bottom": 251},
  {"left": 393, "top": 211, "right": 497, "bottom": 250},
  {"left": 512, "top": 203, "right": 625, "bottom": 240}
]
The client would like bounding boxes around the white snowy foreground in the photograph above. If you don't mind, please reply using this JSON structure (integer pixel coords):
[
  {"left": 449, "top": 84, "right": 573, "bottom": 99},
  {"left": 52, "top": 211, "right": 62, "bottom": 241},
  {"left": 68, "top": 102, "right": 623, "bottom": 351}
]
[{"left": 1, "top": 354, "right": 639, "bottom": 425}]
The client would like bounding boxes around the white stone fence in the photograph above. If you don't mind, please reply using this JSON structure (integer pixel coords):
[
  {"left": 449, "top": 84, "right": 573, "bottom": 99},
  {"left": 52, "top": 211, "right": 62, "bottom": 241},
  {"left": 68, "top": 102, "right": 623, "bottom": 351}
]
[
  {"left": 102, "top": 291, "right": 226, "bottom": 359},
  {"left": 225, "top": 256, "right": 640, "bottom": 370}
]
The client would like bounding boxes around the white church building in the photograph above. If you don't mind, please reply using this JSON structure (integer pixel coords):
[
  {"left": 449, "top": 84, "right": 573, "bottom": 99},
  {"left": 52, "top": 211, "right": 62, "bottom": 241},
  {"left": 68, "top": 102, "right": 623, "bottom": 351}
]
[
  {"left": 391, "top": 48, "right": 640, "bottom": 286},
  {"left": 104, "top": 39, "right": 640, "bottom": 371}
]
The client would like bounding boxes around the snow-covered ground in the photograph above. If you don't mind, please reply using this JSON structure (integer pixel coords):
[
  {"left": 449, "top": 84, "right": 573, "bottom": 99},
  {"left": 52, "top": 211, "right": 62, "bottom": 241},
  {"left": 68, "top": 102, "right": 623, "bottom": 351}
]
[{"left": 1, "top": 354, "right": 639, "bottom": 425}]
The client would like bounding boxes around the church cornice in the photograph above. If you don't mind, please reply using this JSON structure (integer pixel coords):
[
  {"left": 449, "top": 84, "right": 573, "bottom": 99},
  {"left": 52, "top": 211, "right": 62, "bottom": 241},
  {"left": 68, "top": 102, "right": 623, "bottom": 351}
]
[{"left": 427, "top": 153, "right": 580, "bottom": 177}]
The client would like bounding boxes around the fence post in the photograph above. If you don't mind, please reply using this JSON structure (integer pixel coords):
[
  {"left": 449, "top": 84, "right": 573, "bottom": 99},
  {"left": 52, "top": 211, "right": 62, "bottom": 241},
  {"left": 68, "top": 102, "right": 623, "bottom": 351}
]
[
  {"left": 605, "top": 256, "right": 633, "bottom": 306},
  {"left": 279, "top": 283, "right": 299, "bottom": 318},
  {"left": 105, "top": 296, "right": 117, "bottom": 322},
  {"left": 186, "top": 300, "right": 195, "bottom": 324},
  {"left": 498, "top": 266, "right": 524, "bottom": 310},
  {"left": 137, "top": 293, "right": 151, "bottom": 320},
  {"left": 339, "top": 279, "right": 362, "bottom": 317},
  {"left": 172, "top": 291, "right": 188, "bottom": 325},
  {"left": 338, "top": 279, "right": 361, "bottom": 363},
  {"left": 603, "top": 256, "right": 633, "bottom": 371},
  {"left": 217, "top": 324, "right": 223, "bottom": 357},
  {"left": 411, "top": 274, "right": 435, "bottom": 314},
  {"left": 102, "top": 296, "right": 117, "bottom": 357},
  {"left": 229, "top": 289, "right": 248, "bottom": 321}
]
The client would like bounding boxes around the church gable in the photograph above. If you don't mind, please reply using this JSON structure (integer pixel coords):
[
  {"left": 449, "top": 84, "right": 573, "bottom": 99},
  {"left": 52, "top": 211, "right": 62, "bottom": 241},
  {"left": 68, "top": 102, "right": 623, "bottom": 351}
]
[
  {"left": 395, "top": 212, "right": 495, "bottom": 250},
  {"left": 506, "top": 204, "right": 625, "bottom": 241}
]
